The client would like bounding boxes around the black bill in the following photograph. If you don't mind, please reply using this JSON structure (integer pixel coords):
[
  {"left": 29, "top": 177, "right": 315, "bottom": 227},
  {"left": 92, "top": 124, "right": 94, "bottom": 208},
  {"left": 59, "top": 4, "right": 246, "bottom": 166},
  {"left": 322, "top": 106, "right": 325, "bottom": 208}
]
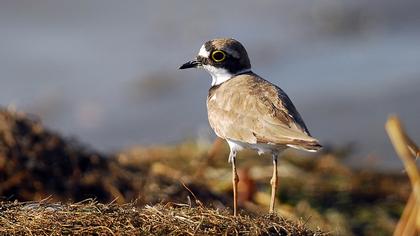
[{"left": 179, "top": 60, "right": 200, "bottom": 69}]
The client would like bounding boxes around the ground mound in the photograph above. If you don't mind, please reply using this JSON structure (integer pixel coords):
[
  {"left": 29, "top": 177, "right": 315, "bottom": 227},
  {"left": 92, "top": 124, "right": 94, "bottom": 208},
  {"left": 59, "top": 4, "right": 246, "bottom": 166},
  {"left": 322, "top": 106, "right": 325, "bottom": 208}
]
[
  {"left": 0, "top": 108, "right": 225, "bottom": 206},
  {"left": 0, "top": 108, "right": 410, "bottom": 235},
  {"left": 0, "top": 200, "right": 326, "bottom": 235}
]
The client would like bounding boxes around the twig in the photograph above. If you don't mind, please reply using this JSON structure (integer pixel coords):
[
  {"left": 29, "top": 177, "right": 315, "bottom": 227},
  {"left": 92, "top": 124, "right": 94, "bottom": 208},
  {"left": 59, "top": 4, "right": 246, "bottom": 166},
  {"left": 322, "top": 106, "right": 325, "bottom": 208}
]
[
  {"left": 180, "top": 181, "right": 203, "bottom": 207},
  {"left": 385, "top": 116, "right": 419, "bottom": 186},
  {"left": 386, "top": 115, "right": 420, "bottom": 236},
  {"left": 394, "top": 193, "right": 415, "bottom": 236}
]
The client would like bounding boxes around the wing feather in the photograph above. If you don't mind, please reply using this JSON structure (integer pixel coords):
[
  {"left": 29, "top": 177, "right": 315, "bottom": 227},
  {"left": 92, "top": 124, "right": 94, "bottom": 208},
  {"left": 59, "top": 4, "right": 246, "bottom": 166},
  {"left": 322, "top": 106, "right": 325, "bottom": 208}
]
[{"left": 207, "top": 73, "right": 321, "bottom": 151}]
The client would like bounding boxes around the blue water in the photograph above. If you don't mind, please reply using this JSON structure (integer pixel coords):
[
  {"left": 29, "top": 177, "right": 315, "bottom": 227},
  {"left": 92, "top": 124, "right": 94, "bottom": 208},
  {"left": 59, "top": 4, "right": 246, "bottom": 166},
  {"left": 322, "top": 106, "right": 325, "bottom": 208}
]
[{"left": 1, "top": 0, "right": 419, "bottom": 170}]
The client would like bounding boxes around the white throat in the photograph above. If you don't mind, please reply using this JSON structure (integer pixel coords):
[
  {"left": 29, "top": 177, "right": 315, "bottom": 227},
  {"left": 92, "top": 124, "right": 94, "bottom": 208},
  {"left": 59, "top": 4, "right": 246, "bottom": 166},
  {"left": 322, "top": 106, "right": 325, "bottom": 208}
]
[{"left": 204, "top": 65, "right": 251, "bottom": 86}]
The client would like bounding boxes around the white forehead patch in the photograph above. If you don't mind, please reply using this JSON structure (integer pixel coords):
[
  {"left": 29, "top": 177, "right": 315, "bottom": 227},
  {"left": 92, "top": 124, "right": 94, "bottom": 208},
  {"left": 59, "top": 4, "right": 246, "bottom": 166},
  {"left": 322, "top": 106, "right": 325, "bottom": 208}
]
[{"left": 198, "top": 44, "right": 210, "bottom": 58}]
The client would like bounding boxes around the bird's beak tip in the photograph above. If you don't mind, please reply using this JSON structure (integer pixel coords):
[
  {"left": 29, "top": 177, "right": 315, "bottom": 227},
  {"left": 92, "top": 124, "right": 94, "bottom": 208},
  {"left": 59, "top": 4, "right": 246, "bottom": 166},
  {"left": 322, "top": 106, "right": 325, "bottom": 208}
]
[
  {"left": 178, "top": 65, "right": 187, "bottom": 70},
  {"left": 179, "top": 60, "right": 200, "bottom": 70}
]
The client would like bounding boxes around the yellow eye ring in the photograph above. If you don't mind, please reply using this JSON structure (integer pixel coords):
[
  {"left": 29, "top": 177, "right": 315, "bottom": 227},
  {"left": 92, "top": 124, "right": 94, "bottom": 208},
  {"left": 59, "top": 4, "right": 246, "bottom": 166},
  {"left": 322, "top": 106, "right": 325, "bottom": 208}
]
[{"left": 211, "top": 50, "right": 226, "bottom": 62}]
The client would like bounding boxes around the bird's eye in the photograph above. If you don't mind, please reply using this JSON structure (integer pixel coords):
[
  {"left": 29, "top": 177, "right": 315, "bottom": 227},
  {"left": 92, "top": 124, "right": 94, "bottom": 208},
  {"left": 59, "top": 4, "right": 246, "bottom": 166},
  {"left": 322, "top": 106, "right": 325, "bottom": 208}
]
[{"left": 211, "top": 50, "right": 226, "bottom": 62}]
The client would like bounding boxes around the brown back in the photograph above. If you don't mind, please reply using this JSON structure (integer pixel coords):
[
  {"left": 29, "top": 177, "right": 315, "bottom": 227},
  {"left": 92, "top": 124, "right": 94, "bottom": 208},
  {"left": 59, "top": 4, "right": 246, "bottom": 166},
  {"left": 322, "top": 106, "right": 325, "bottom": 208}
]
[{"left": 207, "top": 73, "right": 321, "bottom": 150}]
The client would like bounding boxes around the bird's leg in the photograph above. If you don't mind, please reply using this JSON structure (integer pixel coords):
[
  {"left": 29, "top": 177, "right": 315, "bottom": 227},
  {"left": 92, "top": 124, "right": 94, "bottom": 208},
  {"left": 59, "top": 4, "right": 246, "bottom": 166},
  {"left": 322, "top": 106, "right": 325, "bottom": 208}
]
[
  {"left": 229, "top": 150, "right": 239, "bottom": 216},
  {"left": 269, "top": 153, "right": 278, "bottom": 213}
]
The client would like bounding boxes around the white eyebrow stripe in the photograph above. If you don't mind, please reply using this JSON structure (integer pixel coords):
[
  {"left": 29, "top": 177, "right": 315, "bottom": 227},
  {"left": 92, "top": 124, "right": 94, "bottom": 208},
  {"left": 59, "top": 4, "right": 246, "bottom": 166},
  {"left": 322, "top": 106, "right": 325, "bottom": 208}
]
[{"left": 198, "top": 44, "right": 210, "bottom": 58}]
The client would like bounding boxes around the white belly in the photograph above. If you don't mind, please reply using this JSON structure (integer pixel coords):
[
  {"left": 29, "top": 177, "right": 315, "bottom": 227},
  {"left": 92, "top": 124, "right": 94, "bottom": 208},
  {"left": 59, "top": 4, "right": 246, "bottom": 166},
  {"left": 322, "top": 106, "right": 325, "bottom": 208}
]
[{"left": 226, "top": 139, "right": 286, "bottom": 155}]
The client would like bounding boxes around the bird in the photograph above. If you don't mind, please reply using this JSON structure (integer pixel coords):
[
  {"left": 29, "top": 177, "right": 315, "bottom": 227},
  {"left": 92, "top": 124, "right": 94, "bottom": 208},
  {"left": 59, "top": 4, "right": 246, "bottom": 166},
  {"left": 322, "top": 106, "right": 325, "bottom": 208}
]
[{"left": 179, "top": 38, "right": 321, "bottom": 216}]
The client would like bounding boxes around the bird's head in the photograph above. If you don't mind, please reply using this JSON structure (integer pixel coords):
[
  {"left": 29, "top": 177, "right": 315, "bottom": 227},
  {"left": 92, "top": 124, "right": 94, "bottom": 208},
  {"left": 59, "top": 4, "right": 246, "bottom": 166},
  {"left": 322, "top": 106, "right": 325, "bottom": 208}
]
[{"left": 179, "top": 38, "right": 252, "bottom": 86}]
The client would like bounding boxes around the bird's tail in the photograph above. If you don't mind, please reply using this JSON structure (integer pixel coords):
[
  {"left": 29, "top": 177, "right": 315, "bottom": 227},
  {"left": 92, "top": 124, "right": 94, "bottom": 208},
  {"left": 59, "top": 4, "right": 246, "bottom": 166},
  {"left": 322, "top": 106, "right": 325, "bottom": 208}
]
[{"left": 287, "top": 139, "right": 322, "bottom": 152}]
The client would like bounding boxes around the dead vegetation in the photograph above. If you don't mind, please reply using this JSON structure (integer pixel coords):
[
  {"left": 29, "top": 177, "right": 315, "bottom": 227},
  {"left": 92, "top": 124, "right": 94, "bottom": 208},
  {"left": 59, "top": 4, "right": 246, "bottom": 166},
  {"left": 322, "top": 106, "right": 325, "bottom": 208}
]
[
  {"left": 0, "top": 108, "right": 413, "bottom": 235},
  {"left": 0, "top": 108, "right": 226, "bottom": 206},
  {"left": 0, "top": 200, "right": 326, "bottom": 235},
  {"left": 386, "top": 115, "right": 420, "bottom": 236}
]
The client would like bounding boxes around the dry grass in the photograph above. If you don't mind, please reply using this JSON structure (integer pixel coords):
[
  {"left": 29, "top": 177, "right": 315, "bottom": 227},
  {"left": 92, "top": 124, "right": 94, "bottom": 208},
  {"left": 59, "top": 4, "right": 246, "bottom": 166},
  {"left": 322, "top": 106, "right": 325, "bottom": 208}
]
[
  {"left": 0, "top": 200, "right": 327, "bottom": 235},
  {"left": 0, "top": 107, "right": 412, "bottom": 235},
  {"left": 386, "top": 115, "right": 420, "bottom": 236}
]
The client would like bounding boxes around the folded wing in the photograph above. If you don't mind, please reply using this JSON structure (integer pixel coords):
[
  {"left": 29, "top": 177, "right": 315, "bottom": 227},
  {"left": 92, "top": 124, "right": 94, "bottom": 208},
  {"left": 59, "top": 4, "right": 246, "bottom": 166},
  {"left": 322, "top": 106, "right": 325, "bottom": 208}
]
[{"left": 207, "top": 74, "right": 321, "bottom": 152}]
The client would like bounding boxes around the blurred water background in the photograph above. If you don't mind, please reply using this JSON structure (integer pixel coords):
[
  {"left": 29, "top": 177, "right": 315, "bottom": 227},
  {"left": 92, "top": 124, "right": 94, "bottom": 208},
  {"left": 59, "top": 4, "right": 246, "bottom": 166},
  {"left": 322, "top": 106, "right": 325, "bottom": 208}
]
[{"left": 1, "top": 0, "right": 419, "bottom": 170}]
